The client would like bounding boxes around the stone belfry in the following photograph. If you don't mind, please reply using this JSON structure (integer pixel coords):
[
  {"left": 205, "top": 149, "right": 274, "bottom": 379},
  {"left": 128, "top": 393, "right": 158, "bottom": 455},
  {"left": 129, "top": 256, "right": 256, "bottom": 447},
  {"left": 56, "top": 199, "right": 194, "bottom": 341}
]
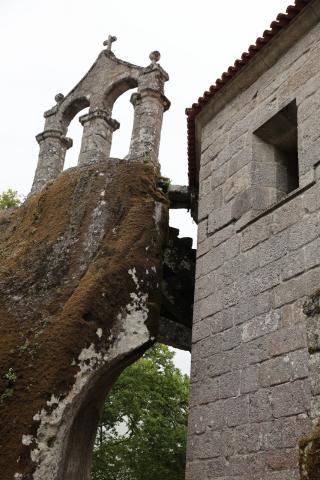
[{"left": 31, "top": 36, "right": 170, "bottom": 194}]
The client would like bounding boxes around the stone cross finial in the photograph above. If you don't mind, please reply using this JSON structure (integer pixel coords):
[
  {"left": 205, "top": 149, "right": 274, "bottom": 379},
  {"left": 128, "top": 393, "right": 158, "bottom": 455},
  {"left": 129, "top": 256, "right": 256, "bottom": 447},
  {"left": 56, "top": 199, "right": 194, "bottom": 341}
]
[
  {"left": 103, "top": 35, "right": 117, "bottom": 52},
  {"left": 149, "top": 51, "right": 161, "bottom": 65}
]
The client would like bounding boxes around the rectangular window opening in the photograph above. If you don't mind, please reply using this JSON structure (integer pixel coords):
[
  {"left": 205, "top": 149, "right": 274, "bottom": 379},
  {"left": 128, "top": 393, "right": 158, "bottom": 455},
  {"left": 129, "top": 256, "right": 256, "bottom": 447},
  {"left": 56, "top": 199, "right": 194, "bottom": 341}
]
[{"left": 253, "top": 100, "right": 299, "bottom": 201}]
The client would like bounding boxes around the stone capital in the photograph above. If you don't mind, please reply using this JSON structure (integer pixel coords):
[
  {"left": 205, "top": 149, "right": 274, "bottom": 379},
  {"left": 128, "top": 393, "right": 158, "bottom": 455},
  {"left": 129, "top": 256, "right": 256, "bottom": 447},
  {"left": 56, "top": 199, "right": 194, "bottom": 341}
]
[
  {"left": 79, "top": 109, "right": 120, "bottom": 131},
  {"left": 142, "top": 63, "right": 169, "bottom": 82},
  {"left": 137, "top": 65, "right": 169, "bottom": 97},
  {"left": 137, "top": 88, "right": 171, "bottom": 111},
  {"left": 36, "top": 129, "right": 73, "bottom": 149}
]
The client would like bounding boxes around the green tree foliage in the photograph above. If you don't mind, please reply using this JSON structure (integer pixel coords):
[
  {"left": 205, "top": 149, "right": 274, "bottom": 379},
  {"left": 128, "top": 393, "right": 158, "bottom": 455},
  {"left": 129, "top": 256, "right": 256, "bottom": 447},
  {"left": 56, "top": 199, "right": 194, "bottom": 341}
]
[
  {"left": 91, "top": 344, "right": 189, "bottom": 480},
  {"left": 0, "top": 189, "right": 21, "bottom": 210}
]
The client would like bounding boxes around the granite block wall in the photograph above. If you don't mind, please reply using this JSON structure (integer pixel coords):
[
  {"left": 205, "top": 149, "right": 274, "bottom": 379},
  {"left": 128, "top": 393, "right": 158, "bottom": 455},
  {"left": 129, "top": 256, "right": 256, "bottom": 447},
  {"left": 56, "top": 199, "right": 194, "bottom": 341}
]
[{"left": 187, "top": 18, "right": 320, "bottom": 480}]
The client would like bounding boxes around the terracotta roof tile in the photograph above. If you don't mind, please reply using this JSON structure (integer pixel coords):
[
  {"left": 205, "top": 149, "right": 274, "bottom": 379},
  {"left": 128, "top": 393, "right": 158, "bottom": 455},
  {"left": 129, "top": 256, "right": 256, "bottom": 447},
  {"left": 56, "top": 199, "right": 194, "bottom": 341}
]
[{"left": 186, "top": 0, "right": 312, "bottom": 188}]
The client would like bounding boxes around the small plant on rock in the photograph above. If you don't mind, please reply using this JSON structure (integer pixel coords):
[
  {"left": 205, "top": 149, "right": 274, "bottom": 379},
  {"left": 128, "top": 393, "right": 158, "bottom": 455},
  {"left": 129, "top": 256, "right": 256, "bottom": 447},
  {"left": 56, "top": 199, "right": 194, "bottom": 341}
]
[
  {"left": 4, "top": 368, "right": 17, "bottom": 385},
  {"left": 157, "top": 176, "right": 171, "bottom": 193},
  {"left": 0, "top": 368, "right": 17, "bottom": 405}
]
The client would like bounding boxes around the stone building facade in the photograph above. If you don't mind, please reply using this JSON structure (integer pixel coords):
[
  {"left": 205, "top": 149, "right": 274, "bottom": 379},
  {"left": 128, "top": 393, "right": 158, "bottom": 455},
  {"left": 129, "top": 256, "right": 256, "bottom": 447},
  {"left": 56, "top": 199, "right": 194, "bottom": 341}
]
[{"left": 186, "top": 1, "right": 320, "bottom": 478}]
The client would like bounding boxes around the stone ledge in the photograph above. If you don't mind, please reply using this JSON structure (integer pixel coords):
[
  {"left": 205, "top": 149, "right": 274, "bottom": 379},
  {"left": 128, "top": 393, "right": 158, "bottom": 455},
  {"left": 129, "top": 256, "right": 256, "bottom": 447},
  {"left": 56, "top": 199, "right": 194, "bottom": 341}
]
[{"left": 236, "top": 179, "right": 316, "bottom": 233}]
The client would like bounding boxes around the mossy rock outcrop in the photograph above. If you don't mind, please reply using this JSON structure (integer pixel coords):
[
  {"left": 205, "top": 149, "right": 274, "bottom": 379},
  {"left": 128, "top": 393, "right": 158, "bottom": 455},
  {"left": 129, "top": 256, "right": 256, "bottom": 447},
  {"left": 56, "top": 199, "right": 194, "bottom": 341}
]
[
  {"left": 0, "top": 160, "right": 169, "bottom": 480},
  {"left": 300, "top": 427, "right": 320, "bottom": 479}
]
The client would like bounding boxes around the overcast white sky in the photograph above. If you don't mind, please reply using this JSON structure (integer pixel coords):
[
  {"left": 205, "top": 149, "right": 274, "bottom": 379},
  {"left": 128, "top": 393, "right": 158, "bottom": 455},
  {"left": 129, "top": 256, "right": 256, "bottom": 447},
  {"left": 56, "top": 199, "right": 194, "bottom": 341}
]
[{"left": 0, "top": 0, "right": 292, "bottom": 374}]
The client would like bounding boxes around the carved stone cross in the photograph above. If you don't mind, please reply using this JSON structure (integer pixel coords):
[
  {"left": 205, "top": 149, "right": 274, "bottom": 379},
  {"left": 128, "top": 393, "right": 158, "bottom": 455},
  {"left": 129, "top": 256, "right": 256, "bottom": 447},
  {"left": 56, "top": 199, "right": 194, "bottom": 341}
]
[{"left": 103, "top": 35, "right": 117, "bottom": 52}]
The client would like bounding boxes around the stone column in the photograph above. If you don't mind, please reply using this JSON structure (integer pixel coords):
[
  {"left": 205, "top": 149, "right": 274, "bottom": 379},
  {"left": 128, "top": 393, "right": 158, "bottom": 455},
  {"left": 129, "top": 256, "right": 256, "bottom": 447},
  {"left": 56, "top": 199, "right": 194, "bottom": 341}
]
[
  {"left": 78, "top": 109, "right": 120, "bottom": 165},
  {"left": 31, "top": 129, "right": 73, "bottom": 195},
  {"left": 127, "top": 53, "right": 170, "bottom": 165}
]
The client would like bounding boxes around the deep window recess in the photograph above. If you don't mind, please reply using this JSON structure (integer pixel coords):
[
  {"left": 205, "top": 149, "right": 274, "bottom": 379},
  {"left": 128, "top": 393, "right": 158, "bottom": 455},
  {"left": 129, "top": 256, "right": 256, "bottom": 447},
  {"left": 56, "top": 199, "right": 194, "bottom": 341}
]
[{"left": 253, "top": 100, "right": 299, "bottom": 202}]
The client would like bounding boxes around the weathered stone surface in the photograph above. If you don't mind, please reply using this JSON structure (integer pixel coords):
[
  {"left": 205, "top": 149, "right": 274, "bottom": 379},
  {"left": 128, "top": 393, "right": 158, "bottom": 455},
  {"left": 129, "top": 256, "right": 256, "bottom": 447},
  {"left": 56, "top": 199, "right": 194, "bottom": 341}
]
[
  {"left": 157, "top": 225, "right": 196, "bottom": 350},
  {"left": 270, "top": 380, "right": 310, "bottom": 418},
  {"left": 168, "top": 184, "right": 191, "bottom": 209},
  {"left": 299, "top": 293, "right": 320, "bottom": 479},
  {"left": 240, "top": 364, "right": 260, "bottom": 394},
  {"left": 78, "top": 109, "right": 119, "bottom": 165},
  {"left": 249, "top": 388, "right": 273, "bottom": 423},
  {"left": 0, "top": 160, "right": 170, "bottom": 480},
  {"left": 219, "top": 371, "right": 240, "bottom": 399},
  {"left": 157, "top": 316, "right": 192, "bottom": 351},
  {"left": 188, "top": 3, "right": 320, "bottom": 479},
  {"left": 299, "top": 427, "right": 320, "bottom": 480},
  {"left": 31, "top": 48, "right": 170, "bottom": 195},
  {"left": 241, "top": 310, "right": 280, "bottom": 343},
  {"left": 309, "top": 353, "right": 320, "bottom": 395},
  {"left": 241, "top": 216, "right": 271, "bottom": 251}
]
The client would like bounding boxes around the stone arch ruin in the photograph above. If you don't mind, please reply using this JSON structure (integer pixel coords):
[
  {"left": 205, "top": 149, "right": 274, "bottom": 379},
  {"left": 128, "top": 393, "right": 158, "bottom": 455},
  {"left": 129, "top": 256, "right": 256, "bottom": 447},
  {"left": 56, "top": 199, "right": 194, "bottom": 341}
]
[{"left": 0, "top": 38, "right": 194, "bottom": 480}]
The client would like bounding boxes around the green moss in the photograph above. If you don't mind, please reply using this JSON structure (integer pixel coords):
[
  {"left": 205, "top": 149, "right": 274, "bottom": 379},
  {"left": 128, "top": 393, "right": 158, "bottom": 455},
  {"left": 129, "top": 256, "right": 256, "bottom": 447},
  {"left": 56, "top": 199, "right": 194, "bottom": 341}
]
[
  {"left": 300, "top": 428, "right": 320, "bottom": 479},
  {"left": 0, "top": 368, "right": 17, "bottom": 406},
  {"left": 303, "top": 289, "right": 320, "bottom": 317},
  {"left": 157, "top": 176, "right": 171, "bottom": 193},
  {"left": 4, "top": 368, "right": 16, "bottom": 384},
  {"left": 0, "top": 387, "right": 14, "bottom": 405}
]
